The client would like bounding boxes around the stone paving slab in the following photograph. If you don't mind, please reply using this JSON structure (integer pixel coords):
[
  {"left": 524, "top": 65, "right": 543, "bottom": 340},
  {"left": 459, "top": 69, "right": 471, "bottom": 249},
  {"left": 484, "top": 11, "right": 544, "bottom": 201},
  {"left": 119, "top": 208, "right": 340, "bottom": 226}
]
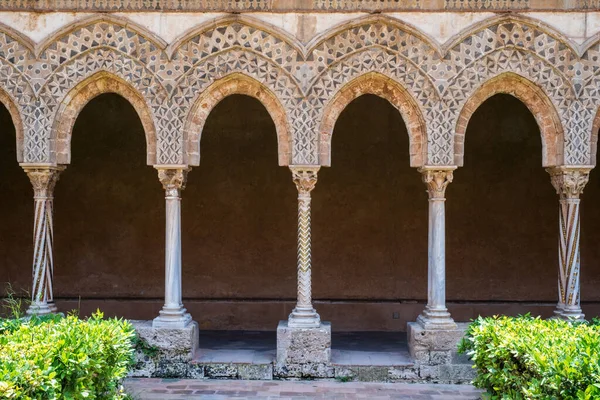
[{"left": 124, "top": 378, "right": 483, "bottom": 399}]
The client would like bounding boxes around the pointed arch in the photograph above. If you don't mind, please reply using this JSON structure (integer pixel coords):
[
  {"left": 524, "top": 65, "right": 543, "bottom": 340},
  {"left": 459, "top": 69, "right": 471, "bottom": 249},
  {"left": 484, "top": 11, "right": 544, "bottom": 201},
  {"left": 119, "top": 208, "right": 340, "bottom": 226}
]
[
  {"left": 183, "top": 73, "right": 292, "bottom": 166},
  {"left": 52, "top": 72, "right": 157, "bottom": 165},
  {"left": 318, "top": 72, "right": 427, "bottom": 167},
  {"left": 35, "top": 14, "right": 167, "bottom": 57},
  {"left": 455, "top": 73, "right": 564, "bottom": 167},
  {"left": 0, "top": 89, "right": 24, "bottom": 162}
]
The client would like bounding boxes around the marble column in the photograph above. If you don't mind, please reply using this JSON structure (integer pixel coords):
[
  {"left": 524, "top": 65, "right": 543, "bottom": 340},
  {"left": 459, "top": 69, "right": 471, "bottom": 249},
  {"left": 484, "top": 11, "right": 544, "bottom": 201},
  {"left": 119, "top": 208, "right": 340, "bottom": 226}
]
[
  {"left": 547, "top": 166, "right": 591, "bottom": 321},
  {"left": 22, "top": 164, "right": 64, "bottom": 316},
  {"left": 153, "top": 166, "right": 192, "bottom": 328},
  {"left": 288, "top": 166, "right": 321, "bottom": 328},
  {"left": 416, "top": 167, "right": 457, "bottom": 330}
]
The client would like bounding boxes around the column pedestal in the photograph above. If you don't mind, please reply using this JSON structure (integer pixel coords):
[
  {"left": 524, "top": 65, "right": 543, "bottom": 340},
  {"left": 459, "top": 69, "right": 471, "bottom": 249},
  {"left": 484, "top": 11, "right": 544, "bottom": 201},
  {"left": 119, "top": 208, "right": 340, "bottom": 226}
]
[
  {"left": 153, "top": 166, "right": 192, "bottom": 329},
  {"left": 22, "top": 164, "right": 64, "bottom": 316}
]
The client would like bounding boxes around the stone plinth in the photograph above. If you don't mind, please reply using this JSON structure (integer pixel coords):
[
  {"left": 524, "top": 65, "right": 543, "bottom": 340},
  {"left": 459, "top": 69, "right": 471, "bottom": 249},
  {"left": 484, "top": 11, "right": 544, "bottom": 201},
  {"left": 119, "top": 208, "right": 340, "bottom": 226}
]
[
  {"left": 129, "top": 320, "right": 201, "bottom": 378},
  {"left": 407, "top": 322, "right": 474, "bottom": 383},
  {"left": 275, "top": 320, "right": 332, "bottom": 378}
]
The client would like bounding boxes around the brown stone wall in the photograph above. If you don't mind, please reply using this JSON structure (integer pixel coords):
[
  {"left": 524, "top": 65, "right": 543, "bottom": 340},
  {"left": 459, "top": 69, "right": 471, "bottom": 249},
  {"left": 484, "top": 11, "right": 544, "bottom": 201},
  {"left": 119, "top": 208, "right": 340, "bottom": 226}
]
[{"left": 1, "top": 93, "right": 600, "bottom": 328}]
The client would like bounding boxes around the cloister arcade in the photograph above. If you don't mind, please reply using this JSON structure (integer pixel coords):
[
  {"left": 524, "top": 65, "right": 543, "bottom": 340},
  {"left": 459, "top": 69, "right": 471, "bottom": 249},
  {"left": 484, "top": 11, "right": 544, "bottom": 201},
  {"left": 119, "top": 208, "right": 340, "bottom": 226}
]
[{"left": 1, "top": 6, "right": 600, "bottom": 380}]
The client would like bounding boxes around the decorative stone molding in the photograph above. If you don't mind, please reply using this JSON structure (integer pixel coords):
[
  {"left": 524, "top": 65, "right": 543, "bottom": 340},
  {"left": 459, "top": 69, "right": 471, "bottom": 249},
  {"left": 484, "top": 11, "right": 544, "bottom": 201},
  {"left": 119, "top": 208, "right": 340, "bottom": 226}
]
[
  {"left": 421, "top": 168, "right": 453, "bottom": 201},
  {"left": 0, "top": 14, "right": 597, "bottom": 168},
  {"left": 22, "top": 164, "right": 65, "bottom": 315},
  {"left": 546, "top": 166, "right": 592, "bottom": 321},
  {"left": 548, "top": 166, "right": 591, "bottom": 200},
  {"left": 288, "top": 165, "right": 321, "bottom": 329},
  {"left": 0, "top": 0, "right": 596, "bottom": 11},
  {"left": 157, "top": 167, "right": 189, "bottom": 197}
]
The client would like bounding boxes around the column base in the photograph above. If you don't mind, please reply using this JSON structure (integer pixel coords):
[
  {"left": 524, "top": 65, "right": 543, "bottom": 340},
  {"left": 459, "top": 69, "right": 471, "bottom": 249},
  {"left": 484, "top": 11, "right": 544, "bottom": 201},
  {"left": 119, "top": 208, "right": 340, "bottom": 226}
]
[
  {"left": 275, "top": 320, "right": 332, "bottom": 378},
  {"left": 416, "top": 307, "right": 457, "bottom": 330},
  {"left": 288, "top": 306, "right": 321, "bottom": 328},
  {"left": 26, "top": 302, "right": 54, "bottom": 316},
  {"left": 554, "top": 306, "right": 584, "bottom": 321},
  {"left": 152, "top": 306, "right": 192, "bottom": 329}
]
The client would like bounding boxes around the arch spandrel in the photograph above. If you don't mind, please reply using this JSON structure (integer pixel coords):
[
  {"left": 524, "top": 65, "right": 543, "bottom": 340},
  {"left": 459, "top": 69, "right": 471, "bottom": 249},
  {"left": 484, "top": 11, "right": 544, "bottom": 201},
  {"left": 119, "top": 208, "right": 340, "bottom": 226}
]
[
  {"left": 318, "top": 72, "right": 427, "bottom": 168},
  {"left": 51, "top": 72, "right": 158, "bottom": 165},
  {"left": 183, "top": 73, "right": 292, "bottom": 166},
  {"left": 454, "top": 73, "right": 564, "bottom": 167}
]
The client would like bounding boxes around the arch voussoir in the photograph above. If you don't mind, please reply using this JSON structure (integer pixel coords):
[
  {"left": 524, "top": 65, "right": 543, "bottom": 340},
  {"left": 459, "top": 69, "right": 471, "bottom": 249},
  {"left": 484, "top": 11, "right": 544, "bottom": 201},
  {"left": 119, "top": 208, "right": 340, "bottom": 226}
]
[
  {"left": 183, "top": 73, "right": 293, "bottom": 167},
  {"left": 319, "top": 72, "right": 427, "bottom": 167},
  {"left": 52, "top": 72, "right": 158, "bottom": 165},
  {"left": 455, "top": 73, "right": 564, "bottom": 167}
]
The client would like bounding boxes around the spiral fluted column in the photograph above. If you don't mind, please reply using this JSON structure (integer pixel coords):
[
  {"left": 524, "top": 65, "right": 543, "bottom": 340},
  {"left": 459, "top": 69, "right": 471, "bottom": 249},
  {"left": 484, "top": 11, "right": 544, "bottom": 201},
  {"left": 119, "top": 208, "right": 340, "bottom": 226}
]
[
  {"left": 153, "top": 166, "right": 192, "bottom": 328},
  {"left": 22, "top": 165, "right": 64, "bottom": 316},
  {"left": 547, "top": 166, "right": 591, "bottom": 321},
  {"left": 288, "top": 166, "right": 321, "bottom": 328},
  {"left": 417, "top": 167, "right": 457, "bottom": 330}
]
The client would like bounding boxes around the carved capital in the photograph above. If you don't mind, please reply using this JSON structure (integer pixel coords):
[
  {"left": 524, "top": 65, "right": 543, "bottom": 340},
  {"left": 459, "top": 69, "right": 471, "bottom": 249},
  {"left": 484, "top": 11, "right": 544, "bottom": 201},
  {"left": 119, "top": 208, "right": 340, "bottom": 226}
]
[
  {"left": 290, "top": 166, "right": 320, "bottom": 196},
  {"left": 419, "top": 167, "right": 455, "bottom": 200},
  {"left": 22, "top": 165, "right": 65, "bottom": 199},
  {"left": 547, "top": 166, "right": 591, "bottom": 200},
  {"left": 156, "top": 167, "right": 190, "bottom": 197}
]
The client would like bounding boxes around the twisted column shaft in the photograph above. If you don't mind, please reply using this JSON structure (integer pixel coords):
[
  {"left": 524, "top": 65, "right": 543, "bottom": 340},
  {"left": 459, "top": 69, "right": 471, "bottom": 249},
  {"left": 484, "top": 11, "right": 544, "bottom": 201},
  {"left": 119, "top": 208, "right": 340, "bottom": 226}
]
[
  {"left": 417, "top": 167, "right": 456, "bottom": 330},
  {"left": 23, "top": 165, "right": 64, "bottom": 316},
  {"left": 288, "top": 166, "right": 321, "bottom": 328},
  {"left": 153, "top": 166, "right": 192, "bottom": 328},
  {"left": 548, "top": 166, "right": 590, "bottom": 321}
]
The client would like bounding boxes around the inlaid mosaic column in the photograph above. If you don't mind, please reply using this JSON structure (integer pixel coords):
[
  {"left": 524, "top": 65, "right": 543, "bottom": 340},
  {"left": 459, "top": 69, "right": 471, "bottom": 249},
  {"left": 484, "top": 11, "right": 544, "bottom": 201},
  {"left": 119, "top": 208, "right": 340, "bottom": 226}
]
[
  {"left": 547, "top": 166, "right": 591, "bottom": 321},
  {"left": 288, "top": 166, "right": 321, "bottom": 328},
  {"left": 22, "top": 165, "right": 64, "bottom": 316},
  {"left": 153, "top": 166, "right": 192, "bottom": 328},
  {"left": 416, "top": 167, "right": 457, "bottom": 330}
]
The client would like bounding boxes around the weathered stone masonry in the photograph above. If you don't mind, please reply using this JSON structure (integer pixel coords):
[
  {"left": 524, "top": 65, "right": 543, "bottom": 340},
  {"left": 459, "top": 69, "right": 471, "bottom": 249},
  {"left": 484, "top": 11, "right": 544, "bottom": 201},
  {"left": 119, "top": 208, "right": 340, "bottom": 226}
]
[{"left": 2, "top": 0, "right": 600, "bottom": 382}]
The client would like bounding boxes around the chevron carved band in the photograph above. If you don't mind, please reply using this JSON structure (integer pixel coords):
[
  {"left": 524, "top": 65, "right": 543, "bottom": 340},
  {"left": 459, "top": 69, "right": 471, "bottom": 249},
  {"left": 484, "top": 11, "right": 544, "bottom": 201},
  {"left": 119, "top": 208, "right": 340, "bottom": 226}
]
[
  {"left": 290, "top": 166, "right": 319, "bottom": 309},
  {"left": 23, "top": 165, "right": 64, "bottom": 314}
]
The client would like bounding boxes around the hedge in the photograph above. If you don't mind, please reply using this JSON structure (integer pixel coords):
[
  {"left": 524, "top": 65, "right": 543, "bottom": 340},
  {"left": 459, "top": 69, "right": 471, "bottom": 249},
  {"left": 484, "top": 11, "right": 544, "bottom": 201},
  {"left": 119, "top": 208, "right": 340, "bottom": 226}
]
[
  {"left": 458, "top": 315, "right": 600, "bottom": 400},
  {"left": 0, "top": 311, "right": 135, "bottom": 400}
]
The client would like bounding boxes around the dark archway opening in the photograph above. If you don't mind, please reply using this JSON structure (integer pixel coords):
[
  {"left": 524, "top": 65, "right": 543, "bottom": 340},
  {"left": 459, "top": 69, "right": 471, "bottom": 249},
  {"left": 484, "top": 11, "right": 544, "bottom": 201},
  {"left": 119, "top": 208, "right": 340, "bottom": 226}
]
[
  {"left": 315, "top": 94, "right": 424, "bottom": 363},
  {"left": 447, "top": 94, "right": 557, "bottom": 319},
  {"left": 183, "top": 94, "right": 295, "bottom": 359},
  {"left": 54, "top": 93, "right": 162, "bottom": 318},
  {"left": 0, "top": 103, "right": 31, "bottom": 311}
]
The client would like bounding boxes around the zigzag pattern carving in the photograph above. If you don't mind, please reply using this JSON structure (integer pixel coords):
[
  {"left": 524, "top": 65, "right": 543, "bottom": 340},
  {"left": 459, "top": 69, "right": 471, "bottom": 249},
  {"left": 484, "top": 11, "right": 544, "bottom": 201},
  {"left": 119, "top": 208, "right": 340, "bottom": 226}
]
[{"left": 0, "top": 15, "right": 597, "bottom": 167}]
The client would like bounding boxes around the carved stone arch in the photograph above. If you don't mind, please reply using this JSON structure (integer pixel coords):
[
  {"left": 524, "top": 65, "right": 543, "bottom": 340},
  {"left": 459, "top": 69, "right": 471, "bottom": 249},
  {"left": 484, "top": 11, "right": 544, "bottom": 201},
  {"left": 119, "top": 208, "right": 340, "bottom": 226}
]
[
  {"left": 306, "top": 15, "right": 441, "bottom": 91},
  {"left": 455, "top": 72, "right": 564, "bottom": 167},
  {"left": 0, "top": 88, "right": 25, "bottom": 162},
  {"left": 36, "top": 15, "right": 168, "bottom": 83},
  {"left": 306, "top": 47, "right": 440, "bottom": 165},
  {"left": 169, "top": 49, "right": 303, "bottom": 165},
  {"left": 169, "top": 16, "right": 304, "bottom": 87},
  {"left": 443, "top": 14, "right": 579, "bottom": 76},
  {"left": 52, "top": 72, "right": 157, "bottom": 165},
  {"left": 318, "top": 72, "right": 426, "bottom": 167},
  {"left": 184, "top": 73, "right": 292, "bottom": 166}
]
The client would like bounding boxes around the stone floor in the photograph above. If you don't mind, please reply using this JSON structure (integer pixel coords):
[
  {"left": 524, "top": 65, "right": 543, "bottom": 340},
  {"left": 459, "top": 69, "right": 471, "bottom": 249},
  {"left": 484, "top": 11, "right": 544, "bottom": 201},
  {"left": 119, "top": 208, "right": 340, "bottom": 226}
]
[
  {"left": 124, "top": 379, "right": 483, "bottom": 399},
  {"left": 195, "top": 331, "right": 412, "bottom": 366}
]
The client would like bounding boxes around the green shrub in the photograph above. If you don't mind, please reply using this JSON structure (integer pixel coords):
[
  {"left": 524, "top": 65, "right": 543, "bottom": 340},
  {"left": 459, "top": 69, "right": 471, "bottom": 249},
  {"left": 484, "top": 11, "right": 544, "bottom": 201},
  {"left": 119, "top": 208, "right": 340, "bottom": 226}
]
[
  {"left": 458, "top": 315, "right": 600, "bottom": 400},
  {"left": 0, "top": 311, "right": 135, "bottom": 400}
]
